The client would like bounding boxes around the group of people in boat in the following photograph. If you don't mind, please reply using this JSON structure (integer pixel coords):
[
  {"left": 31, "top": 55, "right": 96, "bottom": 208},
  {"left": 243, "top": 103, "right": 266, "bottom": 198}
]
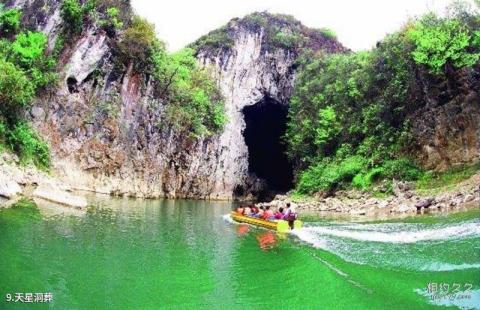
[{"left": 236, "top": 202, "right": 298, "bottom": 225}]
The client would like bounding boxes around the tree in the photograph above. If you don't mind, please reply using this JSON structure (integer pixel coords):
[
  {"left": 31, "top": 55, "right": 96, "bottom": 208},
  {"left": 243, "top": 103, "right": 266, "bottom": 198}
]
[
  {"left": 118, "top": 15, "right": 159, "bottom": 70},
  {"left": 0, "top": 6, "right": 21, "bottom": 36},
  {"left": 407, "top": 15, "right": 479, "bottom": 74},
  {"left": 0, "top": 59, "right": 35, "bottom": 123},
  {"left": 61, "top": 0, "right": 83, "bottom": 36},
  {"left": 10, "top": 31, "right": 47, "bottom": 67}
]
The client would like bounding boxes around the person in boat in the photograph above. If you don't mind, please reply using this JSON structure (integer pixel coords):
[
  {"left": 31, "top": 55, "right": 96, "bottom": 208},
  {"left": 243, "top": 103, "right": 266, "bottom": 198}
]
[
  {"left": 262, "top": 205, "right": 274, "bottom": 220},
  {"left": 243, "top": 205, "right": 252, "bottom": 216},
  {"left": 274, "top": 207, "right": 284, "bottom": 220},
  {"left": 236, "top": 206, "right": 244, "bottom": 215},
  {"left": 283, "top": 203, "right": 298, "bottom": 229},
  {"left": 255, "top": 206, "right": 264, "bottom": 218}
]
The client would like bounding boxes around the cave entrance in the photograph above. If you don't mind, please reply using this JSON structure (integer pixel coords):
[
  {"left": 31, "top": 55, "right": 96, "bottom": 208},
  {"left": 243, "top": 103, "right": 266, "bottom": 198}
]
[{"left": 242, "top": 97, "right": 293, "bottom": 195}]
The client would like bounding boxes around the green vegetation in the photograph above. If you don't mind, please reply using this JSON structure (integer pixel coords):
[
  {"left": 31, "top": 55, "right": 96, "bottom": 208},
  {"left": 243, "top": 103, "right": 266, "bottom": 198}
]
[
  {"left": 0, "top": 5, "right": 21, "bottom": 36},
  {"left": 190, "top": 26, "right": 234, "bottom": 51},
  {"left": 118, "top": 16, "right": 226, "bottom": 138},
  {"left": 406, "top": 14, "right": 480, "bottom": 74},
  {"left": 117, "top": 15, "right": 158, "bottom": 71},
  {"left": 11, "top": 31, "right": 46, "bottom": 65},
  {"left": 416, "top": 162, "right": 480, "bottom": 195},
  {"left": 100, "top": 7, "right": 124, "bottom": 35},
  {"left": 6, "top": 122, "right": 50, "bottom": 168},
  {"left": 271, "top": 31, "right": 305, "bottom": 49},
  {"left": 190, "top": 12, "right": 340, "bottom": 53},
  {"left": 286, "top": 7, "right": 479, "bottom": 195},
  {"left": 318, "top": 28, "right": 337, "bottom": 40},
  {"left": 60, "top": 0, "right": 83, "bottom": 36},
  {"left": 0, "top": 12, "right": 55, "bottom": 168},
  {"left": 0, "top": 59, "right": 35, "bottom": 120},
  {"left": 158, "top": 49, "right": 226, "bottom": 137},
  {"left": 60, "top": 0, "right": 130, "bottom": 39}
]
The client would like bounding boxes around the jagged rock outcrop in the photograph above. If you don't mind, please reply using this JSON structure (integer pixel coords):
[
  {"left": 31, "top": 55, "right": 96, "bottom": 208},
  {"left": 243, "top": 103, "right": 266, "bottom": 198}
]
[
  {"left": 7, "top": 2, "right": 477, "bottom": 201},
  {"left": 410, "top": 67, "right": 480, "bottom": 170},
  {"left": 9, "top": 2, "right": 346, "bottom": 199},
  {"left": 195, "top": 18, "right": 344, "bottom": 198}
]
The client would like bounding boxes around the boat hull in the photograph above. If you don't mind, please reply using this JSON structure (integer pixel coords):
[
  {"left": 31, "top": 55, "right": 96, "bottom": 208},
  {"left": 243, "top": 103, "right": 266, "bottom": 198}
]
[{"left": 230, "top": 212, "right": 302, "bottom": 232}]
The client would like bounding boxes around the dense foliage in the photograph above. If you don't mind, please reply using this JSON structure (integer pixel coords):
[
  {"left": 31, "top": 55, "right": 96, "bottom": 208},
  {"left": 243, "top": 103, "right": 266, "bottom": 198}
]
[
  {"left": 286, "top": 7, "right": 479, "bottom": 195},
  {"left": 0, "top": 5, "right": 21, "bottom": 36},
  {"left": 60, "top": 0, "right": 83, "bottom": 36},
  {"left": 117, "top": 16, "right": 226, "bottom": 138},
  {"left": 156, "top": 49, "right": 226, "bottom": 137},
  {"left": 190, "top": 12, "right": 342, "bottom": 53},
  {"left": 60, "top": 0, "right": 131, "bottom": 39},
  {"left": 406, "top": 13, "right": 480, "bottom": 74},
  {"left": 0, "top": 11, "right": 55, "bottom": 168}
]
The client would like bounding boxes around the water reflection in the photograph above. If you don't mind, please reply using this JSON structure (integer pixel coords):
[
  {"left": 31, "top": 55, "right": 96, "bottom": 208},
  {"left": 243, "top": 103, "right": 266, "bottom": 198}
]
[
  {"left": 256, "top": 231, "right": 278, "bottom": 251},
  {"left": 236, "top": 224, "right": 249, "bottom": 236}
]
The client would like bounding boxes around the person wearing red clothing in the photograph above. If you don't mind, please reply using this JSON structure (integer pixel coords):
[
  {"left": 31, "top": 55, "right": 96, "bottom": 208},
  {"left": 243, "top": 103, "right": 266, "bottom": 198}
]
[{"left": 262, "top": 205, "right": 274, "bottom": 220}]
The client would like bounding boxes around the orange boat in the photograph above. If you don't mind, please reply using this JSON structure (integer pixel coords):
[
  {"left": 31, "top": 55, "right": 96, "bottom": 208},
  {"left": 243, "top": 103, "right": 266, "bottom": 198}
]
[{"left": 230, "top": 211, "right": 302, "bottom": 233}]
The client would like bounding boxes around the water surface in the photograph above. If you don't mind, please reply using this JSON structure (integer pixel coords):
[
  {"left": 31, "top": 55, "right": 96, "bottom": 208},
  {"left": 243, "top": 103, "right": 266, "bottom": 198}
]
[{"left": 0, "top": 197, "right": 479, "bottom": 309}]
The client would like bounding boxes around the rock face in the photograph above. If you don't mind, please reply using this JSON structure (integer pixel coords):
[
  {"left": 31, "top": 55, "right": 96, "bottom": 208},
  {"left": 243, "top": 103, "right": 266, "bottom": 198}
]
[
  {"left": 10, "top": 2, "right": 346, "bottom": 200},
  {"left": 8, "top": 2, "right": 478, "bottom": 200},
  {"left": 196, "top": 30, "right": 301, "bottom": 198},
  {"left": 411, "top": 68, "right": 480, "bottom": 170},
  {"left": 0, "top": 178, "right": 22, "bottom": 199},
  {"left": 33, "top": 184, "right": 87, "bottom": 209}
]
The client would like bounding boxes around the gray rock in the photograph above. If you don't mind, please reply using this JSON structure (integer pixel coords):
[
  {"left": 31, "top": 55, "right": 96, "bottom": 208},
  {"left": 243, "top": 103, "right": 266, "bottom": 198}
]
[
  {"left": 30, "top": 106, "right": 45, "bottom": 120},
  {"left": 463, "top": 194, "right": 475, "bottom": 203},
  {"left": 33, "top": 184, "right": 87, "bottom": 209},
  {"left": 0, "top": 179, "right": 22, "bottom": 198},
  {"left": 350, "top": 209, "right": 366, "bottom": 215},
  {"left": 393, "top": 204, "right": 415, "bottom": 213},
  {"left": 415, "top": 198, "right": 434, "bottom": 209}
]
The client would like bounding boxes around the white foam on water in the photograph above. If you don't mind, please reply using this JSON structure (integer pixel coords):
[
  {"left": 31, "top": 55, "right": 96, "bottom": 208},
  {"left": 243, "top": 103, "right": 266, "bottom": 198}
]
[
  {"left": 297, "top": 222, "right": 480, "bottom": 244},
  {"left": 292, "top": 229, "right": 331, "bottom": 250},
  {"left": 222, "top": 214, "right": 235, "bottom": 224},
  {"left": 421, "top": 262, "right": 480, "bottom": 271}
]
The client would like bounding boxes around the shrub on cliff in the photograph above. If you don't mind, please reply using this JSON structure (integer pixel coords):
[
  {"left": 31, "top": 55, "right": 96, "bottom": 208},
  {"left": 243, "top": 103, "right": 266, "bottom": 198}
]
[
  {"left": 7, "top": 31, "right": 57, "bottom": 92},
  {"left": 286, "top": 8, "right": 479, "bottom": 195},
  {"left": 61, "top": 0, "right": 83, "bottom": 36},
  {"left": 0, "top": 27, "right": 53, "bottom": 169},
  {"left": 0, "top": 59, "right": 35, "bottom": 123},
  {"left": 319, "top": 28, "right": 337, "bottom": 40},
  {"left": 190, "top": 26, "right": 234, "bottom": 52},
  {"left": 100, "top": 7, "right": 124, "bottom": 36},
  {"left": 118, "top": 15, "right": 158, "bottom": 71},
  {"left": 155, "top": 48, "right": 226, "bottom": 137},
  {"left": 406, "top": 13, "right": 480, "bottom": 74},
  {"left": 6, "top": 122, "right": 50, "bottom": 168},
  {"left": 0, "top": 6, "right": 21, "bottom": 36},
  {"left": 10, "top": 31, "right": 47, "bottom": 66}
]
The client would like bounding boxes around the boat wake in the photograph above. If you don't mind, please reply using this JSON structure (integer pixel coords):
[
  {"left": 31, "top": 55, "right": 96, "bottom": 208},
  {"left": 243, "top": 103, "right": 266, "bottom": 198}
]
[
  {"left": 222, "top": 214, "right": 235, "bottom": 224},
  {"left": 291, "top": 219, "right": 480, "bottom": 271},
  {"left": 294, "top": 221, "right": 480, "bottom": 244}
]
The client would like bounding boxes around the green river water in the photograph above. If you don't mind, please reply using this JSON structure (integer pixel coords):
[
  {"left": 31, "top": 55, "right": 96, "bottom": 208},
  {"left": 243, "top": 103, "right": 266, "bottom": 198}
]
[{"left": 0, "top": 197, "right": 479, "bottom": 309}]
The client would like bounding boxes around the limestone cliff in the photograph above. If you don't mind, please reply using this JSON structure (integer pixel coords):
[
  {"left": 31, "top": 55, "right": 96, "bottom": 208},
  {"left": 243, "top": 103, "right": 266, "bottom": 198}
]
[
  {"left": 6, "top": 2, "right": 345, "bottom": 199},
  {"left": 5, "top": 1, "right": 477, "bottom": 201}
]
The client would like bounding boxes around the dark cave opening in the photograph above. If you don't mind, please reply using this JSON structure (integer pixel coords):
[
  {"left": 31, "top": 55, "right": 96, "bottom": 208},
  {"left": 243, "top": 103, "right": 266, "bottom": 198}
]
[{"left": 242, "top": 97, "right": 294, "bottom": 194}]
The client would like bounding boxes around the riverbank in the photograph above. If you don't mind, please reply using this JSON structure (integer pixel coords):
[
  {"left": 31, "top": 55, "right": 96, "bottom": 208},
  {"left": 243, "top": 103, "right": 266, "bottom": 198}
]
[
  {"left": 0, "top": 153, "right": 87, "bottom": 209},
  {"left": 257, "top": 171, "right": 480, "bottom": 218},
  {"left": 3, "top": 148, "right": 480, "bottom": 219}
]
